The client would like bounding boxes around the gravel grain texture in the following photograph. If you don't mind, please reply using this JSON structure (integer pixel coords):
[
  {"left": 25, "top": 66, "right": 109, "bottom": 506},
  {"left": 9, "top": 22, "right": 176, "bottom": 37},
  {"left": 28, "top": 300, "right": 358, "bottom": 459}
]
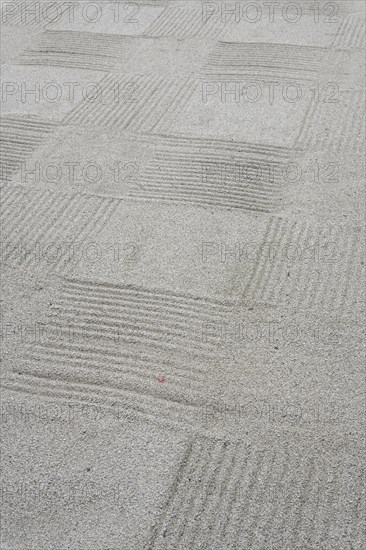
[{"left": 0, "top": 0, "right": 365, "bottom": 548}]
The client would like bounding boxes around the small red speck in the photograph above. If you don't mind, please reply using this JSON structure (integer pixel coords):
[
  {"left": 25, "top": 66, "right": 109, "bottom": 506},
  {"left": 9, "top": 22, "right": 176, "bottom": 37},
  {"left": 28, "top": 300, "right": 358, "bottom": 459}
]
[{"left": 157, "top": 375, "right": 166, "bottom": 383}]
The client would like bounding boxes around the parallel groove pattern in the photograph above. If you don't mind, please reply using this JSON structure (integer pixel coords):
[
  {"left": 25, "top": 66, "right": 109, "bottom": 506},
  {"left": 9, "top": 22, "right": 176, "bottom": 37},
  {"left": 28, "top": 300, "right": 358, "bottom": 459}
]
[
  {"left": 244, "top": 216, "right": 365, "bottom": 313},
  {"left": 202, "top": 42, "right": 325, "bottom": 80},
  {"left": 0, "top": 116, "right": 56, "bottom": 182},
  {"left": 16, "top": 30, "right": 139, "bottom": 71},
  {"left": 0, "top": 370, "right": 202, "bottom": 431},
  {"left": 0, "top": 187, "right": 119, "bottom": 273},
  {"left": 2, "top": 2, "right": 364, "bottom": 549},
  {"left": 1, "top": 338, "right": 206, "bottom": 425},
  {"left": 332, "top": 15, "right": 366, "bottom": 49},
  {"left": 63, "top": 74, "right": 199, "bottom": 133},
  {"left": 295, "top": 90, "right": 366, "bottom": 154},
  {"left": 49, "top": 277, "right": 234, "bottom": 358},
  {"left": 1, "top": 278, "right": 239, "bottom": 430},
  {"left": 129, "top": 136, "right": 294, "bottom": 212},
  {"left": 143, "top": 6, "right": 226, "bottom": 39},
  {"left": 146, "top": 440, "right": 363, "bottom": 549},
  {"left": 132, "top": 132, "right": 294, "bottom": 158}
]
